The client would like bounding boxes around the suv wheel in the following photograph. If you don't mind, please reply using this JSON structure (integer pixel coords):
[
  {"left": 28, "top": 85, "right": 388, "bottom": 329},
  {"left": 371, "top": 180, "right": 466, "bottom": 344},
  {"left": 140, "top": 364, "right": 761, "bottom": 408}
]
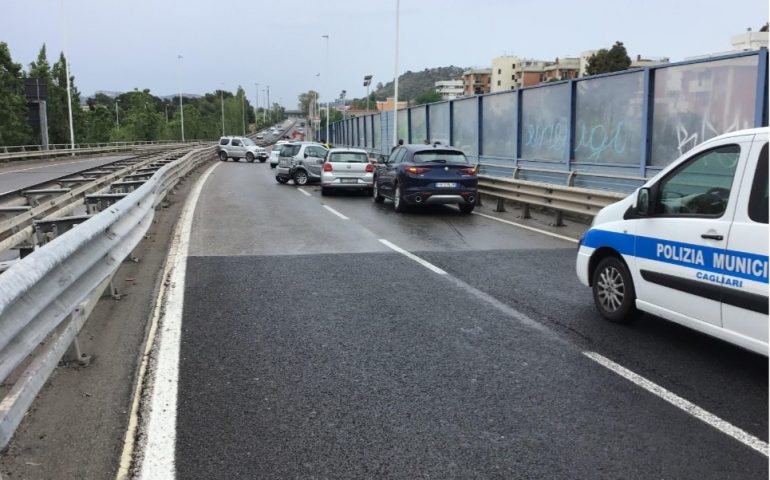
[
  {"left": 276, "top": 175, "right": 289, "bottom": 184},
  {"left": 293, "top": 170, "right": 309, "bottom": 186},
  {"left": 218, "top": 151, "right": 227, "bottom": 161},
  {"left": 246, "top": 152, "right": 255, "bottom": 162},
  {"left": 592, "top": 256, "right": 638, "bottom": 323},
  {"left": 458, "top": 203, "right": 474, "bottom": 214},
  {"left": 393, "top": 184, "right": 407, "bottom": 213}
]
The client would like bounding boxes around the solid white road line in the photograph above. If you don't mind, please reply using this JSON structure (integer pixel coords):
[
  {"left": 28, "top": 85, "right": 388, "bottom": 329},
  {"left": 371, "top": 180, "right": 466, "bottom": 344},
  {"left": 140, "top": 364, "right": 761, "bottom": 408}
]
[
  {"left": 297, "top": 188, "right": 311, "bottom": 196},
  {"left": 378, "top": 239, "right": 447, "bottom": 275},
  {"left": 323, "top": 205, "right": 349, "bottom": 220},
  {"left": 584, "top": 351, "right": 769, "bottom": 457},
  {"left": 473, "top": 211, "right": 579, "bottom": 244},
  {"left": 132, "top": 162, "right": 221, "bottom": 480}
]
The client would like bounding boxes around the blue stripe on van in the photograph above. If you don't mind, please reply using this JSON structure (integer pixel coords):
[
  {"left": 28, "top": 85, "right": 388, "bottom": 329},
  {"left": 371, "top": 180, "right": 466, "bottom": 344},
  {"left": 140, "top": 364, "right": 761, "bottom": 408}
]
[{"left": 582, "top": 229, "right": 769, "bottom": 284}]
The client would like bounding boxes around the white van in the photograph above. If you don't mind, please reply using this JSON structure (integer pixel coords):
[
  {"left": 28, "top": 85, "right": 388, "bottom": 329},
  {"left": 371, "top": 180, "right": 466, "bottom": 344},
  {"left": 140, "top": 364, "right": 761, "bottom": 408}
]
[{"left": 576, "top": 128, "right": 768, "bottom": 355}]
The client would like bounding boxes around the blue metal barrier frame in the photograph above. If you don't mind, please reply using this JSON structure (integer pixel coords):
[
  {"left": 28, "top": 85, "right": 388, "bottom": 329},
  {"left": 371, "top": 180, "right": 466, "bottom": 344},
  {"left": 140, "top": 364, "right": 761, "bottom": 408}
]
[{"left": 331, "top": 49, "right": 768, "bottom": 186}]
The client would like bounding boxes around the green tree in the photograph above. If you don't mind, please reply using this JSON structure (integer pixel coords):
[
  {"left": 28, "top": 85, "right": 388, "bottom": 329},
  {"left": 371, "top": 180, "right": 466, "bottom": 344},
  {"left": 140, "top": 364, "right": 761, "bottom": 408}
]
[
  {"left": 48, "top": 51, "right": 86, "bottom": 144},
  {"left": 413, "top": 90, "right": 442, "bottom": 105},
  {"left": 0, "top": 42, "right": 33, "bottom": 145},
  {"left": 298, "top": 90, "right": 319, "bottom": 115},
  {"left": 585, "top": 41, "right": 632, "bottom": 76}
]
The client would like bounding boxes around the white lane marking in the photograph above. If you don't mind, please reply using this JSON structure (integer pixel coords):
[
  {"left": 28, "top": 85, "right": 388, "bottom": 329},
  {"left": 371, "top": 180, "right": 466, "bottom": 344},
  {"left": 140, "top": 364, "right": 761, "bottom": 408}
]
[
  {"left": 323, "top": 205, "right": 349, "bottom": 220},
  {"left": 297, "top": 188, "right": 311, "bottom": 196},
  {"left": 378, "top": 239, "right": 447, "bottom": 275},
  {"left": 135, "top": 162, "right": 220, "bottom": 479},
  {"left": 584, "top": 351, "right": 769, "bottom": 457},
  {"left": 0, "top": 155, "right": 127, "bottom": 175},
  {"left": 473, "top": 211, "right": 578, "bottom": 244}
]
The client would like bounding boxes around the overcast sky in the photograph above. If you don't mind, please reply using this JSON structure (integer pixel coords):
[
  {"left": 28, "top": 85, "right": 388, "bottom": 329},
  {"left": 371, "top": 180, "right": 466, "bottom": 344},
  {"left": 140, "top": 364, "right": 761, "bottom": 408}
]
[{"left": 4, "top": 0, "right": 767, "bottom": 108}]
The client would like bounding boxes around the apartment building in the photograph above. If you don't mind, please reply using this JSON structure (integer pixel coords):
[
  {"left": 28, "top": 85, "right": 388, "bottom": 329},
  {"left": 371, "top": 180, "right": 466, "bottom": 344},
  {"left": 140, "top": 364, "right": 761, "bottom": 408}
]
[
  {"left": 579, "top": 50, "right": 670, "bottom": 77},
  {"left": 541, "top": 57, "right": 580, "bottom": 82},
  {"left": 376, "top": 97, "right": 408, "bottom": 112},
  {"left": 491, "top": 56, "right": 577, "bottom": 90},
  {"left": 435, "top": 79, "right": 464, "bottom": 100},
  {"left": 463, "top": 69, "right": 492, "bottom": 96}
]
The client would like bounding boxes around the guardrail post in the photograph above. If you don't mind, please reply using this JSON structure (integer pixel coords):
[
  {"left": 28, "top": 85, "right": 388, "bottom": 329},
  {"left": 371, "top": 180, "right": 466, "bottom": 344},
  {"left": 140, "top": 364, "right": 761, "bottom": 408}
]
[
  {"left": 62, "top": 306, "right": 91, "bottom": 366},
  {"left": 566, "top": 170, "right": 577, "bottom": 187}
]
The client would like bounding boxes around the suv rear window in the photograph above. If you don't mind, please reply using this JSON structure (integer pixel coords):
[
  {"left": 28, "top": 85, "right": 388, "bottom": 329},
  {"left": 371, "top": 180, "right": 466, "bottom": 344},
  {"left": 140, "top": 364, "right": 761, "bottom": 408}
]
[
  {"left": 329, "top": 152, "right": 368, "bottom": 163},
  {"left": 279, "top": 145, "right": 300, "bottom": 157},
  {"left": 413, "top": 150, "right": 468, "bottom": 165},
  {"left": 219, "top": 138, "right": 229, "bottom": 145}
]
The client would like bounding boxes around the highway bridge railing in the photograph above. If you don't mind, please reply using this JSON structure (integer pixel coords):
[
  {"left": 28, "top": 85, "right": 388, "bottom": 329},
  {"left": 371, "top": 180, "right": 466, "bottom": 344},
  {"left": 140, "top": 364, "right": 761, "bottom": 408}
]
[
  {"left": 0, "top": 145, "right": 215, "bottom": 450},
  {"left": 0, "top": 140, "right": 206, "bottom": 162}
]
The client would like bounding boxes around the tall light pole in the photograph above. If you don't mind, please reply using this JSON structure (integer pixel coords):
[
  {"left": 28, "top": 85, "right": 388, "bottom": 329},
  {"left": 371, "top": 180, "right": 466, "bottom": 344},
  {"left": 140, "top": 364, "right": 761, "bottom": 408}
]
[
  {"left": 177, "top": 54, "right": 185, "bottom": 142},
  {"left": 363, "top": 75, "right": 372, "bottom": 112},
  {"left": 262, "top": 89, "right": 267, "bottom": 123},
  {"left": 393, "top": 0, "right": 400, "bottom": 147},
  {"left": 266, "top": 85, "right": 270, "bottom": 122},
  {"left": 59, "top": 0, "right": 75, "bottom": 152},
  {"left": 115, "top": 98, "right": 120, "bottom": 128},
  {"left": 254, "top": 82, "right": 259, "bottom": 128},
  {"left": 322, "top": 34, "right": 330, "bottom": 144},
  {"left": 220, "top": 83, "right": 225, "bottom": 136},
  {"left": 241, "top": 88, "right": 246, "bottom": 135}
]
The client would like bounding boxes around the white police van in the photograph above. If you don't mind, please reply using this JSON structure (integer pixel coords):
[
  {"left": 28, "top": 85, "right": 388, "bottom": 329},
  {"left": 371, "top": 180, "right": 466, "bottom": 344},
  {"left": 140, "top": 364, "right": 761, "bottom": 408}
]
[{"left": 577, "top": 128, "right": 768, "bottom": 355}]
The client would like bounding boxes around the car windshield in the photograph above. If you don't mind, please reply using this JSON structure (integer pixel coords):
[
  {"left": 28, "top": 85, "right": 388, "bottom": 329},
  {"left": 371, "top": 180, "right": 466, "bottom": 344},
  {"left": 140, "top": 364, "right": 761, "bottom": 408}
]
[
  {"left": 279, "top": 145, "right": 300, "bottom": 156},
  {"left": 329, "top": 152, "right": 367, "bottom": 163},
  {"left": 242, "top": 138, "right": 255, "bottom": 146},
  {"left": 413, "top": 151, "right": 468, "bottom": 165}
]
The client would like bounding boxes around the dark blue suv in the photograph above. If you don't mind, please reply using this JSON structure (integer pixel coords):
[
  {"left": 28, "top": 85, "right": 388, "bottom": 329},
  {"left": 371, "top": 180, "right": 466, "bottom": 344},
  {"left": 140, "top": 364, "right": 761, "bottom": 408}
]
[{"left": 373, "top": 144, "right": 478, "bottom": 213}]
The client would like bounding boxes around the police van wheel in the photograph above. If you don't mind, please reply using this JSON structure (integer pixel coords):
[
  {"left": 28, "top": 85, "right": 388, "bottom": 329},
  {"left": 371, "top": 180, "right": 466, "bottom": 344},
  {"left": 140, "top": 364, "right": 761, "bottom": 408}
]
[{"left": 592, "top": 256, "right": 637, "bottom": 323}]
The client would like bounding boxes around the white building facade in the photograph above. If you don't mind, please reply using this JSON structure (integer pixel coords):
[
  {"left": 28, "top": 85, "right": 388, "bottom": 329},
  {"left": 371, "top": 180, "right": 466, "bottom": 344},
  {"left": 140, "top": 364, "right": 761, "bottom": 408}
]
[{"left": 434, "top": 80, "right": 464, "bottom": 100}]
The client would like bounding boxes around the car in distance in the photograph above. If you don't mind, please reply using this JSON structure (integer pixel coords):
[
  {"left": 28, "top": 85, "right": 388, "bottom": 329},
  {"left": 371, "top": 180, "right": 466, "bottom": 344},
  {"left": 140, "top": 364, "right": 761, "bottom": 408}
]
[
  {"left": 275, "top": 142, "right": 328, "bottom": 185},
  {"left": 217, "top": 136, "right": 265, "bottom": 163},
  {"left": 373, "top": 144, "right": 478, "bottom": 213},
  {"left": 320, "top": 148, "right": 374, "bottom": 195},
  {"left": 256, "top": 132, "right": 264, "bottom": 140},
  {"left": 269, "top": 140, "right": 289, "bottom": 168}
]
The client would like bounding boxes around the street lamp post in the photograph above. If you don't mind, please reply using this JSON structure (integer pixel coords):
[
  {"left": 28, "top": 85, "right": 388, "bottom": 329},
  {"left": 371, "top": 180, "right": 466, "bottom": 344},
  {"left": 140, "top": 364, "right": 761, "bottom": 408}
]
[
  {"left": 115, "top": 98, "right": 120, "bottom": 128},
  {"left": 393, "top": 0, "right": 400, "bottom": 147},
  {"left": 262, "top": 89, "right": 267, "bottom": 122},
  {"left": 241, "top": 89, "right": 246, "bottom": 135},
  {"left": 363, "top": 75, "right": 373, "bottom": 112},
  {"left": 177, "top": 54, "right": 185, "bottom": 142},
  {"left": 220, "top": 84, "right": 225, "bottom": 136},
  {"left": 322, "top": 34, "right": 330, "bottom": 143},
  {"left": 59, "top": 0, "right": 75, "bottom": 152},
  {"left": 255, "top": 82, "right": 259, "bottom": 129}
]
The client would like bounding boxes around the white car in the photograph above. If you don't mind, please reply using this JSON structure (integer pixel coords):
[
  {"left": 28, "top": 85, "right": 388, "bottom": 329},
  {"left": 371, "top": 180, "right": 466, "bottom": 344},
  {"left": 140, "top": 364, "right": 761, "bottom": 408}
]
[
  {"left": 320, "top": 148, "right": 374, "bottom": 195},
  {"left": 577, "top": 128, "right": 768, "bottom": 355},
  {"left": 269, "top": 140, "right": 289, "bottom": 168}
]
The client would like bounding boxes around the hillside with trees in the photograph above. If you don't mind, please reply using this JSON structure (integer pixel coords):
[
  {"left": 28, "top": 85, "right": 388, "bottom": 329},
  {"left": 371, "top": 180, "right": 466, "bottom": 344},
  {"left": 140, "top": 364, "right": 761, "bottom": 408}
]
[{"left": 372, "top": 66, "right": 465, "bottom": 103}]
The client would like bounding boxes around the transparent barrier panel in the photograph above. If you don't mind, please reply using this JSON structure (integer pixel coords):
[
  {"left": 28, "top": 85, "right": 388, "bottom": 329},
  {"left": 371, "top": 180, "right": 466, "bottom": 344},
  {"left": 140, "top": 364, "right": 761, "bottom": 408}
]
[
  {"left": 397, "top": 109, "right": 408, "bottom": 144},
  {"left": 365, "top": 115, "right": 373, "bottom": 148},
  {"left": 429, "top": 102, "right": 450, "bottom": 146},
  {"left": 574, "top": 71, "right": 643, "bottom": 164},
  {"left": 482, "top": 92, "right": 516, "bottom": 159},
  {"left": 452, "top": 97, "right": 478, "bottom": 156},
  {"left": 521, "top": 84, "right": 569, "bottom": 162},
  {"left": 373, "top": 114, "right": 382, "bottom": 151},
  {"left": 651, "top": 55, "right": 758, "bottom": 166},
  {"left": 410, "top": 106, "right": 427, "bottom": 144}
]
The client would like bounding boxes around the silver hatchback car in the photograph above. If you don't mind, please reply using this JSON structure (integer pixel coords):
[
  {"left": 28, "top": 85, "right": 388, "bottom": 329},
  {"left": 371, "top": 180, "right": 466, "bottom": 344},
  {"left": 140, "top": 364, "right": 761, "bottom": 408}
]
[{"left": 320, "top": 148, "right": 374, "bottom": 196}]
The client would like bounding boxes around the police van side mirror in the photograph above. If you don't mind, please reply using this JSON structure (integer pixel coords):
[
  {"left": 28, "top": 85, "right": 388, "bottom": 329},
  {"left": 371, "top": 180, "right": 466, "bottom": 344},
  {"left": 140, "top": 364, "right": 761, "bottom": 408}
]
[{"left": 636, "top": 187, "right": 653, "bottom": 216}]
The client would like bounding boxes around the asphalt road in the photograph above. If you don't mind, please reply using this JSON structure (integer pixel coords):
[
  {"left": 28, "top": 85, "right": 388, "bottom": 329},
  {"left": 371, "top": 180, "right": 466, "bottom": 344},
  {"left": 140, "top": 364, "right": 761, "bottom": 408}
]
[
  {"left": 174, "top": 161, "right": 767, "bottom": 479},
  {"left": 0, "top": 154, "right": 133, "bottom": 195}
]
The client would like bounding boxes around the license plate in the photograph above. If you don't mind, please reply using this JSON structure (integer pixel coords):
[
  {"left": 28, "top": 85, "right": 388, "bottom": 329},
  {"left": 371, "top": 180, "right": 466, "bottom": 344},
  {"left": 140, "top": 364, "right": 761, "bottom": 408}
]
[
  {"left": 340, "top": 178, "right": 357, "bottom": 183},
  {"left": 435, "top": 182, "right": 457, "bottom": 188}
]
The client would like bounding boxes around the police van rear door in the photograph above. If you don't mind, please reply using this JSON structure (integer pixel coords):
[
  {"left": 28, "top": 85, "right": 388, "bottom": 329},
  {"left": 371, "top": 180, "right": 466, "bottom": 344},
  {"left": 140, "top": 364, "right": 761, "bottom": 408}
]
[
  {"left": 632, "top": 140, "right": 749, "bottom": 327},
  {"left": 721, "top": 139, "right": 768, "bottom": 348}
]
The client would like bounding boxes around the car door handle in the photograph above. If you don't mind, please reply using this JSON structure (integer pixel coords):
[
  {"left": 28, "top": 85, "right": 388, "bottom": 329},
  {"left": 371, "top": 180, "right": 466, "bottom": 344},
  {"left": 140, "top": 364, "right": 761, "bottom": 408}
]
[{"left": 700, "top": 233, "right": 724, "bottom": 241}]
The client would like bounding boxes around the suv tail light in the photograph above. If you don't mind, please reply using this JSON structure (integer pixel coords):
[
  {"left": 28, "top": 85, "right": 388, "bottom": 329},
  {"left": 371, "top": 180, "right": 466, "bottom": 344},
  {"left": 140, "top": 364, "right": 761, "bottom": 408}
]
[
  {"left": 323, "top": 162, "right": 333, "bottom": 172},
  {"left": 365, "top": 163, "right": 374, "bottom": 173},
  {"left": 460, "top": 166, "right": 478, "bottom": 176},
  {"left": 406, "top": 166, "right": 430, "bottom": 174}
]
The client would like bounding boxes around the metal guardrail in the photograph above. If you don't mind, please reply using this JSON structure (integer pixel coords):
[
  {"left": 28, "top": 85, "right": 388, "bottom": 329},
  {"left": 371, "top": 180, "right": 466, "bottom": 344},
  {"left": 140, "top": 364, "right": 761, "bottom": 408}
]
[
  {"left": 477, "top": 168, "right": 627, "bottom": 226},
  {"left": 0, "top": 141, "right": 203, "bottom": 162},
  {"left": 0, "top": 146, "right": 215, "bottom": 449}
]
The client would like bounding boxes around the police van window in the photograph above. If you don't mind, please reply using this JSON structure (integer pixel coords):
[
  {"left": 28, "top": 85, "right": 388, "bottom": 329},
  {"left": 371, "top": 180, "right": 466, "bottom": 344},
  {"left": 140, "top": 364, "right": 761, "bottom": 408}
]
[
  {"left": 748, "top": 142, "right": 768, "bottom": 224},
  {"left": 656, "top": 144, "right": 740, "bottom": 217}
]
